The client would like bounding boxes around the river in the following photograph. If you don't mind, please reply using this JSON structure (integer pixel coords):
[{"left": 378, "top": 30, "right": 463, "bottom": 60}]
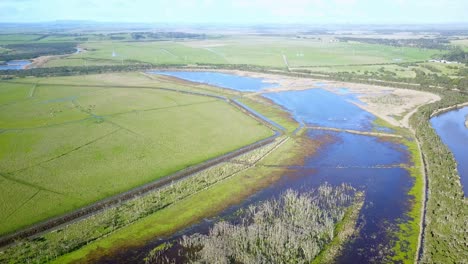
[
  {"left": 430, "top": 106, "right": 468, "bottom": 196},
  {"left": 94, "top": 71, "right": 417, "bottom": 263}
]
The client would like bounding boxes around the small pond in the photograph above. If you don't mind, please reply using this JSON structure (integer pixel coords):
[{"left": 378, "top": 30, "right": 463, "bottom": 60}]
[{"left": 0, "top": 60, "right": 31, "bottom": 70}]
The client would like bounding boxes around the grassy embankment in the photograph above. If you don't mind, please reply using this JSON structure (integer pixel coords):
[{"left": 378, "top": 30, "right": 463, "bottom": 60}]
[
  {"left": 52, "top": 138, "right": 301, "bottom": 263},
  {"left": 0, "top": 134, "right": 290, "bottom": 263},
  {"left": 371, "top": 117, "right": 424, "bottom": 263},
  {"left": 393, "top": 138, "right": 424, "bottom": 263},
  {"left": 51, "top": 129, "right": 312, "bottom": 263},
  {"left": 0, "top": 72, "right": 273, "bottom": 236},
  {"left": 49, "top": 88, "right": 303, "bottom": 263}
]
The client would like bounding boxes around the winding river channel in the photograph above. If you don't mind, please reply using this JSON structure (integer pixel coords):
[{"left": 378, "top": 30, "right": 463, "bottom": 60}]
[{"left": 97, "top": 71, "right": 417, "bottom": 263}]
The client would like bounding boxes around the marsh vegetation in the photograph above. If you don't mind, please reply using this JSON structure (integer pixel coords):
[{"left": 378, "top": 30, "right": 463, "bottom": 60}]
[{"left": 146, "top": 184, "right": 361, "bottom": 264}]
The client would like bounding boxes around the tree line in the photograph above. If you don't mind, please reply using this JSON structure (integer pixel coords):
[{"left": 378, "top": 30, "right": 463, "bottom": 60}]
[
  {"left": 0, "top": 42, "right": 77, "bottom": 61},
  {"left": 337, "top": 37, "right": 450, "bottom": 50}
]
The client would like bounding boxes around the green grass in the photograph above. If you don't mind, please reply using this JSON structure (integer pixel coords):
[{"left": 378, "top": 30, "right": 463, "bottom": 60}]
[
  {"left": 371, "top": 118, "right": 423, "bottom": 263},
  {"left": 296, "top": 61, "right": 465, "bottom": 80},
  {"left": 0, "top": 34, "right": 42, "bottom": 45},
  {"left": 0, "top": 73, "right": 272, "bottom": 236},
  {"left": 52, "top": 137, "right": 303, "bottom": 264},
  {"left": 44, "top": 36, "right": 439, "bottom": 68},
  {"left": 392, "top": 138, "right": 424, "bottom": 264},
  {"left": 451, "top": 39, "right": 468, "bottom": 51},
  {"left": 0, "top": 82, "right": 33, "bottom": 105}
]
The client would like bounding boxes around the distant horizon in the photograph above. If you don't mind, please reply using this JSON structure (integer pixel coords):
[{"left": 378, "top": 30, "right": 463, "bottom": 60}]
[
  {"left": 1, "top": 20, "right": 468, "bottom": 26},
  {"left": 1, "top": 0, "right": 468, "bottom": 25}
]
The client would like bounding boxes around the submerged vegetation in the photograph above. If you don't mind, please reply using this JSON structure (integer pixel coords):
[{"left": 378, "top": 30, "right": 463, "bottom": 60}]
[{"left": 147, "top": 184, "right": 361, "bottom": 264}]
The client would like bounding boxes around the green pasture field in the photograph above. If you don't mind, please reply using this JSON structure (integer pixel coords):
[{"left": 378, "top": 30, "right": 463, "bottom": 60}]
[
  {"left": 43, "top": 36, "right": 439, "bottom": 68},
  {"left": 0, "top": 34, "right": 42, "bottom": 45},
  {"left": 295, "top": 61, "right": 465, "bottom": 79},
  {"left": 0, "top": 73, "right": 273, "bottom": 235},
  {"left": 53, "top": 137, "right": 303, "bottom": 264},
  {"left": 451, "top": 38, "right": 468, "bottom": 51}
]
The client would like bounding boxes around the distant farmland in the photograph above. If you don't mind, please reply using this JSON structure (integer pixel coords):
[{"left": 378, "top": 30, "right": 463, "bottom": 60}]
[
  {"left": 0, "top": 72, "right": 273, "bottom": 235},
  {"left": 43, "top": 36, "right": 439, "bottom": 68}
]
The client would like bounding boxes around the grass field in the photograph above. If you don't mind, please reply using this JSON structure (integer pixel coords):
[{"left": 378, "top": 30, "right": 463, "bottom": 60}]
[
  {"left": 0, "top": 34, "right": 42, "bottom": 45},
  {"left": 0, "top": 72, "right": 273, "bottom": 235},
  {"left": 451, "top": 38, "right": 468, "bottom": 51},
  {"left": 52, "top": 136, "right": 306, "bottom": 264},
  {"left": 43, "top": 36, "right": 439, "bottom": 68},
  {"left": 295, "top": 61, "right": 466, "bottom": 79}
]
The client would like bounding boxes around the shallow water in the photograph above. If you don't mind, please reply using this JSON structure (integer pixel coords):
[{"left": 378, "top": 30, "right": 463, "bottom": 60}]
[
  {"left": 0, "top": 60, "right": 31, "bottom": 70},
  {"left": 94, "top": 72, "right": 415, "bottom": 263},
  {"left": 431, "top": 106, "right": 468, "bottom": 196},
  {"left": 96, "top": 130, "right": 412, "bottom": 264},
  {"left": 263, "top": 89, "right": 376, "bottom": 131},
  {"left": 148, "top": 71, "right": 278, "bottom": 92}
]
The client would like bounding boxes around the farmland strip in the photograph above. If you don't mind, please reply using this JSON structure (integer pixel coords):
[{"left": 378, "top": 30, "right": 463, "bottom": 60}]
[
  {"left": 8, "top": 128, "right": 121, "bottom": 175},
  {"left": 0, "top": 82, "right": 283, "bottom": 248}
]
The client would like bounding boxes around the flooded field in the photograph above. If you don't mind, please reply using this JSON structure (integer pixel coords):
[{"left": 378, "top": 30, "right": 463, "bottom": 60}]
[
  {"left": 83, "top": 71, "right": 419, "bottom": 263},
  {"left": 149, "top": 71, "right": 278, "bottom": 91}
]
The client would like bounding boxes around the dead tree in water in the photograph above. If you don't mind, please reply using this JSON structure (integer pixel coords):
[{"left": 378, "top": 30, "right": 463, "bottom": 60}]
[{"left": 179, "top": 183, "right": 356, "bottom": 264}]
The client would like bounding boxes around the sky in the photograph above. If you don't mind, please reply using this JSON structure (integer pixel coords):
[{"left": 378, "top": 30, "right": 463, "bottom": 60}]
[{"left": 0, "top": 0, "right": 467, "bottom": 24}]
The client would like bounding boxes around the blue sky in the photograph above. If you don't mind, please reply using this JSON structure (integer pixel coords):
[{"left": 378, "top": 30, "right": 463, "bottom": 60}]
[{"left": 1, "top": 0, "right": 467, "bottom": 24}]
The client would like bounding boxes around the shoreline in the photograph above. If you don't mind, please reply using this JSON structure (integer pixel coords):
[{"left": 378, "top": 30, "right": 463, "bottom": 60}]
[
  {"left": 24, "top": 46, "right": 84, "bottom": 69},
  {"left": 0, "top": 69, "right": 438, "bottom": 262},
  {"left": 154, "top": 68, "right": 441, "bottom": 129},
  {"left": 430, "top": 101, "right": 468, "bottom": 118},
  {"left": 155, "top": 69, "right": 435, "bottom": 263}
]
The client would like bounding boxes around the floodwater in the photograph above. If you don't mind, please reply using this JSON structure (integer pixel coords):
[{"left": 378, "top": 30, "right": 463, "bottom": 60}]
[
  {"left": 0, "top": 60, "right": 31, "bottom": 70},
  {"left": 148, "top": 71, "right": 278, "bottom": 92},
  {"left": 96, "top": 72, "right": 416, "bottom": 263},
  {"left": 430, "top": 106, "right": 468, "bottom": 196},
  {"left": 264, "top": 89, "right": 375, "bottom": 131}
]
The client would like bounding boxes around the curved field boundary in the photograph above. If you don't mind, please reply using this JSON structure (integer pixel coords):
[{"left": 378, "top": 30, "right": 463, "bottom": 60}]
[{"left": 0, "top": 80, "right": 284, "bottom": 248}]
